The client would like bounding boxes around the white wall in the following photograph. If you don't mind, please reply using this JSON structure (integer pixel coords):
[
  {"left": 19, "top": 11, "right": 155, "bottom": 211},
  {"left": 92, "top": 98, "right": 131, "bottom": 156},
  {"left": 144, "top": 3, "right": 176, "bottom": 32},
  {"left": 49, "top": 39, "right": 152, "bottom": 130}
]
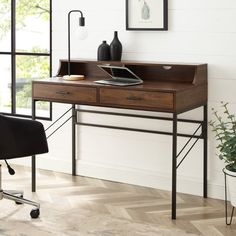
[{"left": 26, "top": 0, "right": 236, "bottom": 200}]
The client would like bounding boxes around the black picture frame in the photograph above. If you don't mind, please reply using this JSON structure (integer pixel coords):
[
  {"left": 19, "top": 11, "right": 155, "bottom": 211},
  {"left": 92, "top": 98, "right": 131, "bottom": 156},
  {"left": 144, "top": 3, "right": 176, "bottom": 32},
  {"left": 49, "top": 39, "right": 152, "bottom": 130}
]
[{"left": 126, "top": 0, "right": 168, "bottom": 31}]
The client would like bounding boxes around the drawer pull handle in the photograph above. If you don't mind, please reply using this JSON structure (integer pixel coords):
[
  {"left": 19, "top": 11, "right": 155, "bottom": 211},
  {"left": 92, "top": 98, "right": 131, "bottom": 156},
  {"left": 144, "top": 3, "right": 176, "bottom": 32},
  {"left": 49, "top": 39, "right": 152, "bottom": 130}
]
[
  {"left": 56, "top": 91, "right": 71, "bottom": 95},
  {"left": 126, "top": 95, "right": 143, "bottom": 101}
]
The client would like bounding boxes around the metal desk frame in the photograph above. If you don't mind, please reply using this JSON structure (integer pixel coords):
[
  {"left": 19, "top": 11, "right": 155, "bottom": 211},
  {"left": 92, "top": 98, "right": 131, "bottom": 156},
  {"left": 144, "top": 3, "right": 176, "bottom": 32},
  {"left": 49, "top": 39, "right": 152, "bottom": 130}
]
[{"left": 32, "top": 101, "right": 208, "bottom": 220}]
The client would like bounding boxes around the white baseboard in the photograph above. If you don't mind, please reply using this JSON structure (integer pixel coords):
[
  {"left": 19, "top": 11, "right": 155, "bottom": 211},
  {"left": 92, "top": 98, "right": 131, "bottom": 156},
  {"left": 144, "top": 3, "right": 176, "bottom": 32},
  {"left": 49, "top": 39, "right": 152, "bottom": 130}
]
[
  {"left": 9, "top": 155, "right": 71, "bottom": 174},
  {"left": 9, "top": 157, "right": 225, "bottom": 200},
  {"left": 76, "top": 160, "right": 225, "bottom": 200}
]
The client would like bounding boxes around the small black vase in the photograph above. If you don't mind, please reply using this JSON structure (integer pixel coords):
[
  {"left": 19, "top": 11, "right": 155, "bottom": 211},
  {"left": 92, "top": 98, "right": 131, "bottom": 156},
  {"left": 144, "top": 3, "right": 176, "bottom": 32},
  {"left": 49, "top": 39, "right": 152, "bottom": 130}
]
[
  {"left": 110, "top": 31, "right": 122, "bottom": 61},
  {"left": 97, "top": 40, "right": 110, "bottom": 61}
]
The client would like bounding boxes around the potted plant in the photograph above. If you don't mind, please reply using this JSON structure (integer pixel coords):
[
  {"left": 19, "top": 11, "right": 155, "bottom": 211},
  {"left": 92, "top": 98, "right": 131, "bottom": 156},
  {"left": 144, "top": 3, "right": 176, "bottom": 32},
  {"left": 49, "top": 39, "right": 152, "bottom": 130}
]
[{"left": 209, "top": 102, "right": 236, "bottom": 207}]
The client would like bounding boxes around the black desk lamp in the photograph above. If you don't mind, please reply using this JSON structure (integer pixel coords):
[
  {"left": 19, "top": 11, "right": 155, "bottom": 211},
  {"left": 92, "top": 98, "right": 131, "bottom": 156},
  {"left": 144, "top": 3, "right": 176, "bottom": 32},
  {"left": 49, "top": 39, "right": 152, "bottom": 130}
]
[{"left": 63, "top": 10, "right": 86, "bottom": 81}]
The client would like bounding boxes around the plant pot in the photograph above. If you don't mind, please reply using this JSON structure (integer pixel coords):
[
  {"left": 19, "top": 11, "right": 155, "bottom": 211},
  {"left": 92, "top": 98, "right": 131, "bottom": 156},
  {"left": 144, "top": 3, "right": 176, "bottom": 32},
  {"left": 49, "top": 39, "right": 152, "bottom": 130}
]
[{"left": 224, "top": 167, "right": 236, "bottom": 207}]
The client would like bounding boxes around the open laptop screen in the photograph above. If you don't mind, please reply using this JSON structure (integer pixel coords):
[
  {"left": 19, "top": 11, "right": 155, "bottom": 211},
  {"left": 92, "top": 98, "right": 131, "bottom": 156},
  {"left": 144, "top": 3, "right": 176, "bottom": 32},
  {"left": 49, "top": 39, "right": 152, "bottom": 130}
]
[
  {"left": 95, "top": 65, "right": 143, "bottom": 86},
  {"left": 98, "top": 65, "right": 142, "bottom": 81}
]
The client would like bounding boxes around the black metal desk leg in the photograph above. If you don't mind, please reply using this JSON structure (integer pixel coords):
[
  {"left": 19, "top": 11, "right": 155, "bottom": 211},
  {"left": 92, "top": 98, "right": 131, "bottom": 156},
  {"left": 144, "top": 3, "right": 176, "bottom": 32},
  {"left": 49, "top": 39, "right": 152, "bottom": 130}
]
[
  {"left": 32, "top": 155, "right": 36, "bottom": 192},
  {"left": 172, "top": 113, "right": 177, "bottom": 219},
  {"left": 72, "top": 104, "right": 76, "bottom": 176},
  {"left": 32, "top": 99, "right": 36, "bottom": 192},
  {"left": 203, "top": 104, "right": 208, "bottom": 198}
]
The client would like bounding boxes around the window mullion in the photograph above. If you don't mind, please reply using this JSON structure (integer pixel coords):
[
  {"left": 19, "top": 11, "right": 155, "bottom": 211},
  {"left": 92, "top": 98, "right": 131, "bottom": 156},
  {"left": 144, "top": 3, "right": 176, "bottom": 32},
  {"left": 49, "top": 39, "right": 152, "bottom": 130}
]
[
  {"left": 49, "top": 0, "right": 52, "bottom": 78},
  {"left": 11, "top": 0, "right": 16, "bottom": 114}
]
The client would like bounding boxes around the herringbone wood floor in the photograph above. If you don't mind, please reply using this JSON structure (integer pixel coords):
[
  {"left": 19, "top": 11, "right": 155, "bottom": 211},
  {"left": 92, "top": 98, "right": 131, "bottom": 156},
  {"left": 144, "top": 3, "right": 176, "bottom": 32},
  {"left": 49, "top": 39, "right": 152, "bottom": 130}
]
[{"left": 2, "top": 165, "right": 236, "bottom": 235}]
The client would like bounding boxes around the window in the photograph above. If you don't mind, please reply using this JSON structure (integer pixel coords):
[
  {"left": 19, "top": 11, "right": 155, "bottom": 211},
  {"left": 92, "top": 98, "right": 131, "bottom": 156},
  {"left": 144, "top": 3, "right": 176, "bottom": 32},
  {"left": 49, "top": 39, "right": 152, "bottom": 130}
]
[{"left": 0, "top": 0, "right": 51, "bottom": 118}]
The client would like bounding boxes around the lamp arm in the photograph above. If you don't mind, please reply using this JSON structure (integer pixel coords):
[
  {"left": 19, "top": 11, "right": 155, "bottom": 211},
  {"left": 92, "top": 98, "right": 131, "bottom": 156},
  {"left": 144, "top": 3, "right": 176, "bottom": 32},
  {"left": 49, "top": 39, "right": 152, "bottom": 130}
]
[{"left": 68, "top": 10, "right": 85, "bottom": 76}]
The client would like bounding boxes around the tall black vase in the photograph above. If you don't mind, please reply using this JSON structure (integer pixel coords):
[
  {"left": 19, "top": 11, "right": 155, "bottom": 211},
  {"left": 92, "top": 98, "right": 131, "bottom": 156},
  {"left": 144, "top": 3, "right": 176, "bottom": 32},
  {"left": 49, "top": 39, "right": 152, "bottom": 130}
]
[
  {"left": 97, "top": 40, "right": 110, "bottom": 61},
  {"left": 110, "top": 31, "right": 122, "bottom": 61}
]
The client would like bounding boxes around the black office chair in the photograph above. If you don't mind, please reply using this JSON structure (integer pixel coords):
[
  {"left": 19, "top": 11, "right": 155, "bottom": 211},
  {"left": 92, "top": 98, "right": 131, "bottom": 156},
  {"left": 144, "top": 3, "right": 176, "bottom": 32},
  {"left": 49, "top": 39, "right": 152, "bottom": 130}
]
[{"left": 0, "top": 114, "right": 48, "bottom": 218}]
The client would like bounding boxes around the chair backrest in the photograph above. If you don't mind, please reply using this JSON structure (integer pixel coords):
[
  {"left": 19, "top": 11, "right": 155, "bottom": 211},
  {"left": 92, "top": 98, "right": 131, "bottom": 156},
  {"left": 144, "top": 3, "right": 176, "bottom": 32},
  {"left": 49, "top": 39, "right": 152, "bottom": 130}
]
[{"left": 0, "top": 114, "right": 48, "bottom": 159}]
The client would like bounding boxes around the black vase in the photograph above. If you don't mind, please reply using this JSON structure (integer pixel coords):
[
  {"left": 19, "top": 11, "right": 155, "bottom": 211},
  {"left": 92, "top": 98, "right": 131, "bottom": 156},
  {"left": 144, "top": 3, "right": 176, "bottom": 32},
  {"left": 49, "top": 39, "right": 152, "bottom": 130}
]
[
  {"left": 97, "top": 40, "right": 110, "bottom": 61},
  {"left": 110, "top": 31, "right": 122, "bottom": 61}
]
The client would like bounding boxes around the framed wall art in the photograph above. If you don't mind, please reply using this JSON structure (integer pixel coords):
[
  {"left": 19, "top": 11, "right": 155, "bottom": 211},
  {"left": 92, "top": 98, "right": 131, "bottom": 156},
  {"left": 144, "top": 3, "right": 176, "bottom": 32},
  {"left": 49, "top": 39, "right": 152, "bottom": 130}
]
[{"left": 126, "top": 0, "right": 168, "bottom": 31}]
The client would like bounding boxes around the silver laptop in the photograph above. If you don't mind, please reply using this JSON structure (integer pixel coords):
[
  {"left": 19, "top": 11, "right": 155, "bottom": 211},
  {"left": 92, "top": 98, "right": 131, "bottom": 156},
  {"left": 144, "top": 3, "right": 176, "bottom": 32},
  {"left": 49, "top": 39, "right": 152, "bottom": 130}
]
[{"left": 95, "top": 65, "right": 143, "bottom": 86}]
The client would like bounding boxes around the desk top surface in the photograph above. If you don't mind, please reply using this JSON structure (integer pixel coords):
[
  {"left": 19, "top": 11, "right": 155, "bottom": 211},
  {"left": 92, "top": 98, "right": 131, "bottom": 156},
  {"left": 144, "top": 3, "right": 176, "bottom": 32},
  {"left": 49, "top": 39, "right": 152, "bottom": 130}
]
[{"left": 35, "top": 76, "right": 202, "bottom": 92}]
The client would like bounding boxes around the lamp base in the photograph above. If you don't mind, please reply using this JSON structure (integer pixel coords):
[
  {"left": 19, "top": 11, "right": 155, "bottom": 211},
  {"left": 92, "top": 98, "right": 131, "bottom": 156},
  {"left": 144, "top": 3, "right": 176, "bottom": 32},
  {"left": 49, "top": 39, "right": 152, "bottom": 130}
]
[{"left": 62, "top": 75, "right": 85, "bottom": 81}]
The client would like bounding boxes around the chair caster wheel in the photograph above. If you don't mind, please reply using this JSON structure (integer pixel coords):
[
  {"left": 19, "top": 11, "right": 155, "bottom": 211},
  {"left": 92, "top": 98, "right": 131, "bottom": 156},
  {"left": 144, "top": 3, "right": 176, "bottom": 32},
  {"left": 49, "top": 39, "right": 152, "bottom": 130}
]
[
  {"left": 30, "top": 208, "right": 40, "bottom": 218},
  {"left": 15, "top": 194, "right": 23, "bottom": 204}
]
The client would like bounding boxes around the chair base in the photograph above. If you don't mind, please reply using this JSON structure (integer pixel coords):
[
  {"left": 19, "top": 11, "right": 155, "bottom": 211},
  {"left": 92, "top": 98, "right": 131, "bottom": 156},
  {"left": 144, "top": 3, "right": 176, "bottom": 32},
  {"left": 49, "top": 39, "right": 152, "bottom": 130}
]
[
  {"left": 2, "top": 190, "right": 39, "bottom": 207},
  {"left": 0, "top": 164, "right": 40, "bottom": 218}
]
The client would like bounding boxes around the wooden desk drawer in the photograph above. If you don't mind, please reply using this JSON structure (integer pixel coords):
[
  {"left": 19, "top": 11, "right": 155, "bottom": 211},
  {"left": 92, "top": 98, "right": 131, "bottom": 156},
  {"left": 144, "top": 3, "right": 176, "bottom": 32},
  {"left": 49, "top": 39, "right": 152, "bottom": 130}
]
[
  {"left": 100, "top": 88, "right": 173, "bottom": 110},
  {"left": 33, "top": 83, "right": 97, "bottom": 104}
]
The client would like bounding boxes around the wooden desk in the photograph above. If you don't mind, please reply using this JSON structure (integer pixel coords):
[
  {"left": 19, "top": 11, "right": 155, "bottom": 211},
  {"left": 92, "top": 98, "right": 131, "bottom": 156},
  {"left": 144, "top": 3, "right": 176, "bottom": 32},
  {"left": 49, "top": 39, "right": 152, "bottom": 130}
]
[{"left": 32, "top": 59, "right": 208, "bottom": 219}]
